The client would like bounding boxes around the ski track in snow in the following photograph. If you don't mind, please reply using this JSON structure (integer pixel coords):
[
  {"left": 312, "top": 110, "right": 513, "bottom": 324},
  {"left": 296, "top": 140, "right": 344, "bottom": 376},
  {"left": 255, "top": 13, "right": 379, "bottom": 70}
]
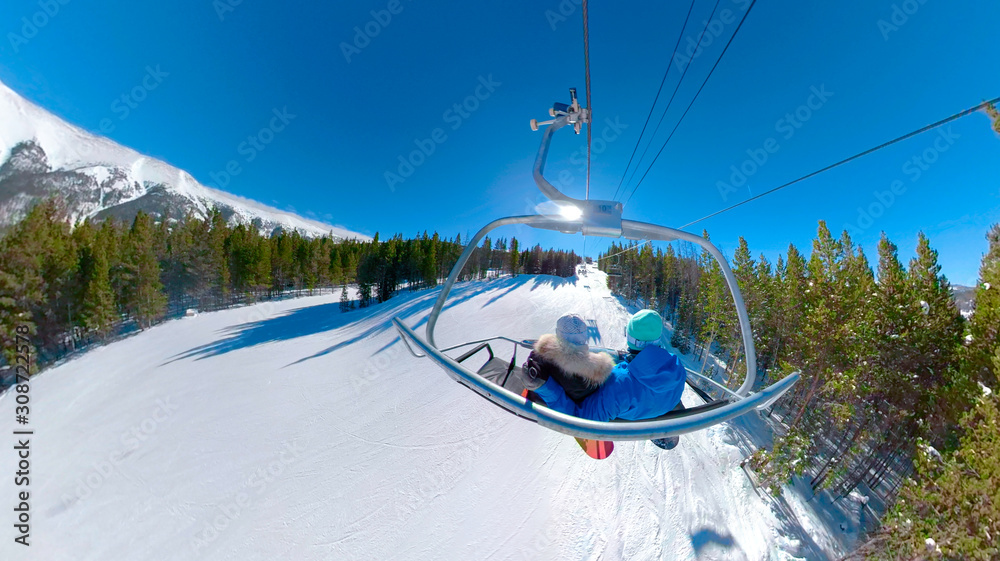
[{"left": 1, "top": 267, "right": 839, "bottom": 560}]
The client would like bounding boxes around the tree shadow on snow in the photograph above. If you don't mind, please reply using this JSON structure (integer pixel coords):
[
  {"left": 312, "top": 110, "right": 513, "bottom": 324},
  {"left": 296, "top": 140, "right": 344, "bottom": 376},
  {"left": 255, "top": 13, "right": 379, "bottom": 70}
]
[
  {"left": 165, "top": 286, "right": 461, "bottom": 364},
  {"left": 287, "top": 282, "right": 495, "bottom": 366},
  {"left": 165, "top": 276, "right": 567, "bottom": 366},
  {"left": 527, "top": 274, "right": 572, "bottom": 291},
  {"left": 367, "top": 275, "right": 575, "bottom": 358},
  {"left": 481, "top": 277, "right": 526, "bottom": 308}
]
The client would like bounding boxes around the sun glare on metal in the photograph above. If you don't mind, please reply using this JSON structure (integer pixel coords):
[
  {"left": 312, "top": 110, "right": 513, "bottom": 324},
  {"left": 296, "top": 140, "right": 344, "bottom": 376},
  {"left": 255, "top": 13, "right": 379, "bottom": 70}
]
[{"left": 559, "top": 204, "right": 583, "bottom": 220}]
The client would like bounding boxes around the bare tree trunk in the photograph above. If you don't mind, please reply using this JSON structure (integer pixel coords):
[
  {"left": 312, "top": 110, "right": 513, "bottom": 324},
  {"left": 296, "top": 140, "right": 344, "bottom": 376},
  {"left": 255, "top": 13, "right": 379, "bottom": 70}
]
[
  {"left": 726, "top": 344, "right": 743, "bottom": 388},
  {"left": 789, "top": 363, "right": 824, "bottom": 431},
  {"left": 700, "top": 330, "right": 716, "bottom": 373}
]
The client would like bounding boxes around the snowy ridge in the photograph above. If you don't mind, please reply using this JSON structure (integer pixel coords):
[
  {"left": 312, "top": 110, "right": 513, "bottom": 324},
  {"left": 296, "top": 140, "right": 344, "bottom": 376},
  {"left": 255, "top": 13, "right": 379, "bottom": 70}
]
[
  {"left": 0, "top": 79, "right": 367, "bottom": 239},
  {"left": 0, "top": 266, "right": 843, "bottom": 560}
]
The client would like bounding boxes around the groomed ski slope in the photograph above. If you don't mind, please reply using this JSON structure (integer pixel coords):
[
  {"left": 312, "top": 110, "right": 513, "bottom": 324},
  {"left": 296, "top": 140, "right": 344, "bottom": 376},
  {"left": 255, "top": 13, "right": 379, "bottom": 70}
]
[{"left": 2, "top": 266, "right": 840, "bottom": 560}]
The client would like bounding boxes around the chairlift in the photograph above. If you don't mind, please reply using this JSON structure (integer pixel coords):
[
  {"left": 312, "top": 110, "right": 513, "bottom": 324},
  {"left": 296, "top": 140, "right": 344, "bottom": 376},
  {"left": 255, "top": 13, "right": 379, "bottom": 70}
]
[
  {"left": 392, "top": 89, "right": 799, "bottom": 440},
  {"left": 607, "top": 254, "right": 622, "bottom": 277}
]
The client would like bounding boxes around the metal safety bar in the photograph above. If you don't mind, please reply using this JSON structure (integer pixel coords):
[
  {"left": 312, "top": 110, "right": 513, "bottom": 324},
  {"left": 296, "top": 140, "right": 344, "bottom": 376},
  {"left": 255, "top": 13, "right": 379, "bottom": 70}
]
[{"left": 393, "top": 317, "right": 799, "bottom": 440}]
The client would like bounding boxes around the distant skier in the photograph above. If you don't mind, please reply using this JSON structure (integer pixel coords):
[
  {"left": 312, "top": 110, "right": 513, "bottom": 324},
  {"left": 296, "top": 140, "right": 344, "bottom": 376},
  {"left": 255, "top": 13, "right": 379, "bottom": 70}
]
[
  {"left": 520, "top": 313, "right": 615, "bottom": 403},
  {"left": 520, "top": 310, "right": 687, "bottom": 447}
]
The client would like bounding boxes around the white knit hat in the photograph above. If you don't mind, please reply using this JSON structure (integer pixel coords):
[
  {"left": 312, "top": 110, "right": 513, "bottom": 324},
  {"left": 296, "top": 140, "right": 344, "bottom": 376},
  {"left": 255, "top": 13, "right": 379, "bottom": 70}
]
[{"left": 556, "top": 313, "right": 589, "bottom": 348}]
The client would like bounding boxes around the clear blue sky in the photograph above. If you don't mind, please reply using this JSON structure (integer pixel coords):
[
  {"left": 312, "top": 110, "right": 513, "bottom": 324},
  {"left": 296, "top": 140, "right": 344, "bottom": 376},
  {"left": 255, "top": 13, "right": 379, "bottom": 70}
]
[{"left": 1, "top": 0, "right": 998, "bottom": 285}]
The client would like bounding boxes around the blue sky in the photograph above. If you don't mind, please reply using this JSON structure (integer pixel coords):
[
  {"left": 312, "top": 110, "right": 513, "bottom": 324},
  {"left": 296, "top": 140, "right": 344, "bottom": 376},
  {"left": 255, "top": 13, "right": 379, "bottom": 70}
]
[{"left": 1, "top": 0, "right": 998, "bottom": 285}]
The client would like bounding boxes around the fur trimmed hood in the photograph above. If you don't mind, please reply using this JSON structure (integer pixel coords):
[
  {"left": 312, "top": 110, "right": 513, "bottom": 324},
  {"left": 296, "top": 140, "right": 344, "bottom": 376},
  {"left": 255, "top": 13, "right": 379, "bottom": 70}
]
[{"left": 534, "top": 333, "right": 615, "bottom": 387}]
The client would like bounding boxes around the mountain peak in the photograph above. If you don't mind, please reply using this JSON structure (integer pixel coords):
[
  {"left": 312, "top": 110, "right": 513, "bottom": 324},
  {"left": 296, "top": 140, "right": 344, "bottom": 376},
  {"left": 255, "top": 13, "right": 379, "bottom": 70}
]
[{"left": 0, "top": 78, "right": 368, "bottom": 240}]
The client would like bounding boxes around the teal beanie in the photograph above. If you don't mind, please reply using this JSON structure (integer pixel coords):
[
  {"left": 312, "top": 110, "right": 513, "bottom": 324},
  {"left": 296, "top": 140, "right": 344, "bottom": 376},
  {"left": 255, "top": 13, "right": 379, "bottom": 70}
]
[{"left": 626, "top": 310, "right": 663, "bottom": 351}]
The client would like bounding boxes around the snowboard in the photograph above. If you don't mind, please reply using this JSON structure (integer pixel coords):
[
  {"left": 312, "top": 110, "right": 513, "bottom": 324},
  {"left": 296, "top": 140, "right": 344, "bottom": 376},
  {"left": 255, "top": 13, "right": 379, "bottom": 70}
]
[
  {"left": 575, "top": 437, "right": 615, "bottom": 459},
  {"left": 651, "top": 436, "right": 680, "bottom": 450},
  {"left": 650, "top": 401, "right": 685, "bottom": 450}
]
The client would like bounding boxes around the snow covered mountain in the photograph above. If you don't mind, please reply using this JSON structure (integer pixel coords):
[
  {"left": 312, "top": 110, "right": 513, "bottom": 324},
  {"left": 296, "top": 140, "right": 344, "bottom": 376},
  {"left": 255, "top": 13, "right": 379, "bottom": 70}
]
[
  {"left": 0, "top": 79, "right": 366, "bottom": 239},
  {"left": 952, "top": 285, "right": 976, "bottom": 319}
]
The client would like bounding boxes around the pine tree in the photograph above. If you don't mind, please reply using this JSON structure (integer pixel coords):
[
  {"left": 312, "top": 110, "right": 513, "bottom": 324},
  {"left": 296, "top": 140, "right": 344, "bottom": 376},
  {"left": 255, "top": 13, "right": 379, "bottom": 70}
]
[
  {"left": 339, "top": 283, "right": 351, "bottom": 312},
  {"left": 329, "top": 245, "right": 344, "bottom": 286},
  {"left": 375, "top": 235, "right": 399, "bottom": 302},
  {"left": 356, "top": 244, "right": 376, "bottom": 308},
  {"left": 752, "top": 254, "right": 779, "bottom": 372},
  {"left": 480, "top": 235, "right": 492, "bottom": 279},
  {"left": 421, "top": 233, "right": 437, "bottom": 287},
  {"left": 638, "top": 242, "right": 656, "bottom": 306},
  {"left": 208, "top": 208, "right": 231, "bottom": 300},
  {"left": 871, "top": 233, "right": 914, "bottom": 416},
  {"left": 255, "top": 234, "right": 272, "bottom": 296},
  {"left": 789, "top": 221, "right": 845, "bottom": 429},
  {"left": 78, "top": 235, "right": 116, "bottom": 337},
  {"left": 778, "top": 244, "right": 808, "bottom": 367},
  {"left": 906, "top": 232, "right": 969, "bottom": 442},
  {"left": 509, "top": 237, "right": 520, "bottom": 276},
  {"left": 985, "top": 100, "right": 1000, "bottom": 135},
  {"left": 965, "top": 223, "right": 1000, "bottom": 388},
  {"left": 0, "top": 199, "right": 77, "bottom": 362},
  {"left": 123, "top": 212, "right": 167, "bottom": 328},
  {"left": 871, "top": 393, "right": 1000, "bottom": 560}
]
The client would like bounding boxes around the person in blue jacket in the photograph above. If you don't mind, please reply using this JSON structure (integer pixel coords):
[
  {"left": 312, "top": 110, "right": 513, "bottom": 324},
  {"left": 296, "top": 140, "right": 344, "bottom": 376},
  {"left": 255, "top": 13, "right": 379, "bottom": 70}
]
[{"left": 522, "top": 310, "right": 687, "bottom": 423}]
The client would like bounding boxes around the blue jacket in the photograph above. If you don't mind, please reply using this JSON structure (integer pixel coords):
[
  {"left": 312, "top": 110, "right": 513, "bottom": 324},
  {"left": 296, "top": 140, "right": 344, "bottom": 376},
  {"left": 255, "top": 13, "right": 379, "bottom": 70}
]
[{"left": 534, "top": 345, "right": 687, "bottom": 422}]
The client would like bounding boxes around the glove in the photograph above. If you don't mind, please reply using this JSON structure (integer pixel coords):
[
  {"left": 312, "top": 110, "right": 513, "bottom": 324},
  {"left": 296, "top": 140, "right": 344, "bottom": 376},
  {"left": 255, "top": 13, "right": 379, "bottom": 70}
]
[{"left": 520, "top": 353, "right": 550, "bottom": 391}]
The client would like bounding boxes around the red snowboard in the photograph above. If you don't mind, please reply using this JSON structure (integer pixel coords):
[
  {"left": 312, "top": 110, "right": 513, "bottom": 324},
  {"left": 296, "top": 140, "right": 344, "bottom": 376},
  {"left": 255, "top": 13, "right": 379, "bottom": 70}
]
[{"left": 574, "top": 437, "right": 614, "bottom": 459}]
